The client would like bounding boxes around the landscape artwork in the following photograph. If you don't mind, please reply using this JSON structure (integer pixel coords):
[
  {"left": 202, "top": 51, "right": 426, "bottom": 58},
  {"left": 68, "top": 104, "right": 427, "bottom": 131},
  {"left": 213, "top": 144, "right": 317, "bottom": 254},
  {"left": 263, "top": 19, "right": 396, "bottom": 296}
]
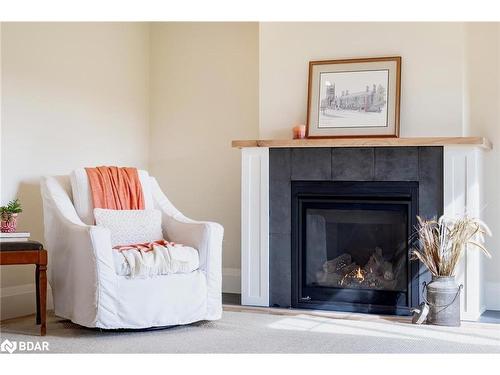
[{"left": 318, "top": 69, "right": 389, "bottom": 128}]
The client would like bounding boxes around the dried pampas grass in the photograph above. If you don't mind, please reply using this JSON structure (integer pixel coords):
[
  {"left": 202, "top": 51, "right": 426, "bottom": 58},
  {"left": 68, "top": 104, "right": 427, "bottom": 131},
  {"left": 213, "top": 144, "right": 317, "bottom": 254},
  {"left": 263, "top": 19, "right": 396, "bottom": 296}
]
[{"left": 411, "top": 215, "right": 491, "bottom": 277}]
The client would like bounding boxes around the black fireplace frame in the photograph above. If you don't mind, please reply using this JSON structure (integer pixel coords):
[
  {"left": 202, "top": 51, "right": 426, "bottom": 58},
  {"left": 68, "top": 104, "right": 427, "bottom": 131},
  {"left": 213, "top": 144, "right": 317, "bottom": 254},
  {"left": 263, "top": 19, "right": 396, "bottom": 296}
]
[{"left": 291, "top": 180, "right": 419, "bottom": 315}]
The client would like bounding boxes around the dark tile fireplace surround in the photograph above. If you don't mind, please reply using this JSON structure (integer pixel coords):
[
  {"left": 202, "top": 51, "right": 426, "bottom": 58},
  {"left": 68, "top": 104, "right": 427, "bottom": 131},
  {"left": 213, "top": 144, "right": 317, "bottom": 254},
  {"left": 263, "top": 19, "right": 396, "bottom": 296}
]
[{"left": 269, "top": 147, "right": 443, "bottom": 315}]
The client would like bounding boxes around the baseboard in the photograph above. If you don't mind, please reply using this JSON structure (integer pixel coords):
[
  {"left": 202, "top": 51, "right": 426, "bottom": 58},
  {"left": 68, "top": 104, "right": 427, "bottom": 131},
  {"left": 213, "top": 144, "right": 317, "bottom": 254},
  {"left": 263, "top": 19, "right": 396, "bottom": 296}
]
[
  {"left": 485, "top": 281, "right": 500, "bottom": 311},
  {"left": 462, "top": 307, "right": 486, "bottom": 322},
  {"left": 222, "top": 267, "right": 241, "bottom": 294},
  {"left": 1, "top": 283, "right": 53, "bottom": 321}
]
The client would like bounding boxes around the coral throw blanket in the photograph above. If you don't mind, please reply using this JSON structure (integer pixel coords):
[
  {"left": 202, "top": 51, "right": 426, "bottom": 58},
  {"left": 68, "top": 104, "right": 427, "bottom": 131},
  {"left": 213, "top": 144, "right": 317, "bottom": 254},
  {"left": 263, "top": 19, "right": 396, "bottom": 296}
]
[{"left": 85, "top": 166, "right": 145, "bottom": 210}]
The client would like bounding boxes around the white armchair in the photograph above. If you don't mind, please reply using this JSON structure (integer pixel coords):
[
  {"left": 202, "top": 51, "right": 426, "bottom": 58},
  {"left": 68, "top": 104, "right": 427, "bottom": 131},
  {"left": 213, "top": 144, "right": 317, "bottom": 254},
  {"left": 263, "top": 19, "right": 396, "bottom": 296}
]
[{"left": 40, "top": 170, "right": 223, "bottom": 329}]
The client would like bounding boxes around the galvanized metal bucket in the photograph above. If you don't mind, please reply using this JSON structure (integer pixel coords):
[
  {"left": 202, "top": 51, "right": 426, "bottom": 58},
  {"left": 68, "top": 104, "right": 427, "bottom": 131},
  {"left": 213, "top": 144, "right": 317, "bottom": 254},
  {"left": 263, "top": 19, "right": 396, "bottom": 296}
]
[{"left": 423, "top": 276, "right": 463, "bottom": 327}]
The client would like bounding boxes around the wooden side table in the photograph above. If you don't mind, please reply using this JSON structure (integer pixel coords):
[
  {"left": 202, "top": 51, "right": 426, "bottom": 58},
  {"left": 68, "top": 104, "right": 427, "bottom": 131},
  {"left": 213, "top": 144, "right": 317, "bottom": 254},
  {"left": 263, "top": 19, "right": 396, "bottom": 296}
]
[{"left": 0, "top": 241, "right": 48, "bottom": 336}]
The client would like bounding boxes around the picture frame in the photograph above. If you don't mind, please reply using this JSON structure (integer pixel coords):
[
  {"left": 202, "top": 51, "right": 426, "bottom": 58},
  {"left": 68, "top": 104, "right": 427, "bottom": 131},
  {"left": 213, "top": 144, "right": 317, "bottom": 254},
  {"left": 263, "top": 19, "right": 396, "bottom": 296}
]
[{"left": 306, "top": 56, "right": 401, "bottom": 138}]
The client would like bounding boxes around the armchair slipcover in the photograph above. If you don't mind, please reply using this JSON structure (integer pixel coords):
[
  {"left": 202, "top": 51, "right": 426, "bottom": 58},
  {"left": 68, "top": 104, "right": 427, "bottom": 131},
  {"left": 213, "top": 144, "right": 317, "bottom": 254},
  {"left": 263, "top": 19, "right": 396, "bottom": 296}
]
[{"left": 40, "top": 170, "right": 223, "bottom": 329}]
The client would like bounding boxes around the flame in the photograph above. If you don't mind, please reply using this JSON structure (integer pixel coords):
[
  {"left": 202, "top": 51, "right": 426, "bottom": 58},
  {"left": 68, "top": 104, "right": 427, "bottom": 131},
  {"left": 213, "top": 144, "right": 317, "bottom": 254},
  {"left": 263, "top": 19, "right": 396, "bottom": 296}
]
[
  {"left": 339, "top": 266, "right": 366, "bottom": 287},
  {"left": 355, "top": 267, "right": 365, "bottom": 282}
]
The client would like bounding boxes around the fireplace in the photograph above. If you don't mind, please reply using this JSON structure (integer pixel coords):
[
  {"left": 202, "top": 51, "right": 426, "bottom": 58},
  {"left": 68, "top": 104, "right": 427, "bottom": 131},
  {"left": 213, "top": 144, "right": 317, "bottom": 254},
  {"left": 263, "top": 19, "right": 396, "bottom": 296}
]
[
  {"left": 237, "top": 144, "right": 485, "bottom": 319},
  {"left": 291, "top": 181, "right": 419, "bottom": 315}
]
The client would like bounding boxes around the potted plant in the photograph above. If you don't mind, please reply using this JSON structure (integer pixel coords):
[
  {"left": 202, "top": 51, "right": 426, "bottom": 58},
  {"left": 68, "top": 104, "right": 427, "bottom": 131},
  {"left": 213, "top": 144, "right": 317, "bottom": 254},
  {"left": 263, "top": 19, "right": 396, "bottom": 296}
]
[
  {"left": 0, "top": 199, "right": 23, "bottom": 233},
  {"left": 411, "top": 215, "right": 491, "bottom": 326}
]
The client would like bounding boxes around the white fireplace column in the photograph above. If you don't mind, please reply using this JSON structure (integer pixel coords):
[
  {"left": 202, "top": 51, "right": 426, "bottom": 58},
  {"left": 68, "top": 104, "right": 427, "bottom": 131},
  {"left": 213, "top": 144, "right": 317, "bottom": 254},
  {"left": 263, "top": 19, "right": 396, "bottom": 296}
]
[
  {"left": 240, "top": 147, "right": 269, "bottom": 306},
  {"left": 443, "top": 146, "right": 485, "bottom": 321}
]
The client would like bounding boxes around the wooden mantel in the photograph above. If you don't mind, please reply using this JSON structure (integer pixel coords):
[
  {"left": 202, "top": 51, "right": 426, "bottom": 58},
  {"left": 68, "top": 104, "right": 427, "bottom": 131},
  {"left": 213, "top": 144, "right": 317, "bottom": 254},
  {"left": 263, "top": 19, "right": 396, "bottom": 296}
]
[{"left": 232, "top": 137, "right": 492, "bottom": 150}]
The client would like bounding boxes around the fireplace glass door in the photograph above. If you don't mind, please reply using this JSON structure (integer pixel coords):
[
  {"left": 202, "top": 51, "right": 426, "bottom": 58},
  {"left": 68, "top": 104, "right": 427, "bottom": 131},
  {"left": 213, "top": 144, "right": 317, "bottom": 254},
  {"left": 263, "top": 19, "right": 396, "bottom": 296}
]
[
  {"left": 305, "top": 203, "right": 408, "bottom": 292},
  {"left": 292, "top": 181, "right": 419, "bottom": 315}
]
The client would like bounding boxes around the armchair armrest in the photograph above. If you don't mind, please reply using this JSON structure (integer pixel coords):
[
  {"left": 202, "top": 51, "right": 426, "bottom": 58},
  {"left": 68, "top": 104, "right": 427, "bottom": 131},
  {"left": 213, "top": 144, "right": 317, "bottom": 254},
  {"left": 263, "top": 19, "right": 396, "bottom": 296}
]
[
  {"left": 150, "top": 177, "right": 223, "bottom": 319},
  {"left": 41, "top": 177, "right": 118, "bottom": 326},
  {"left": 163, "top": 217, "right": 224, "bottom": 272}
]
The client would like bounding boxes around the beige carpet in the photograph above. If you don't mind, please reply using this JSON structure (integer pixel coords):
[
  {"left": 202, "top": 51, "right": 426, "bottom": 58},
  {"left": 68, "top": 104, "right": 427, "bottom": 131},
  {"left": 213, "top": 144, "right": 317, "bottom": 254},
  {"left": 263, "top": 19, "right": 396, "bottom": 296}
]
[{"left": 1, "top": 307, "right": 500, "bottom": 353}]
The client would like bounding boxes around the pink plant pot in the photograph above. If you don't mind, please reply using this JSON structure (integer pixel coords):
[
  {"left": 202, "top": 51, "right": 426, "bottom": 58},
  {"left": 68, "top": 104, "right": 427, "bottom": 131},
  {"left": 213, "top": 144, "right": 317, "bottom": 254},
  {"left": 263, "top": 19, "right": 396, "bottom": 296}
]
[{"left": 1, "top": 215, "right": 18, "bottom": 233}]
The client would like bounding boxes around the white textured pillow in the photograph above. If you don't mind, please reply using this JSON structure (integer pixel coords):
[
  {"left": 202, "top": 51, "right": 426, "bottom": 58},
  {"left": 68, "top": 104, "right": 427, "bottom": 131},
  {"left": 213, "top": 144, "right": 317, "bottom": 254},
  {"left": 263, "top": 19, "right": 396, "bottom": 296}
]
[{"left": 94, "top": 208, "right": 163, "bottom": 247}]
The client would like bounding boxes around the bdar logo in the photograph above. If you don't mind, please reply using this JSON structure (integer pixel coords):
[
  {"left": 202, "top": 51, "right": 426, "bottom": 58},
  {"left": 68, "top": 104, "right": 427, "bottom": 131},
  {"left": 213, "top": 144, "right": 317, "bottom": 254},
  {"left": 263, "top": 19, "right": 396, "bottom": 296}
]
[{"left": 1, "top": 339, "right": 17, "bottom": 354}]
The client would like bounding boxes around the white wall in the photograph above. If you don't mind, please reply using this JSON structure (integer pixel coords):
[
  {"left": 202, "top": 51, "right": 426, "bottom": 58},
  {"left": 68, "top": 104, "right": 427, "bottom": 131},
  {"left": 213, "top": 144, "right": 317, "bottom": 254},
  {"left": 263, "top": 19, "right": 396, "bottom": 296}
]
[
  {"left": 464, "top": 23, "right": 500, "bottom": 310},
  {"left": 260, "top": 22, "right": 466, "bottom": 138},
  {"left": 1, "top": 22, "right": 150, "bottom": 318},
  {"left": 149, "top": 23, "right": 259, "bottom": 293}
]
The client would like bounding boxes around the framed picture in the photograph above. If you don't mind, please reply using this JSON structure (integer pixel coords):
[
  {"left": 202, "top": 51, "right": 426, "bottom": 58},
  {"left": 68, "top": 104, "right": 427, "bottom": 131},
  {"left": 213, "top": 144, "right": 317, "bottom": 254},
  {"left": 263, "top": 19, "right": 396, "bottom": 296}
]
[{"left": 306, "top": 56, "right": 401, "bottom": 138}]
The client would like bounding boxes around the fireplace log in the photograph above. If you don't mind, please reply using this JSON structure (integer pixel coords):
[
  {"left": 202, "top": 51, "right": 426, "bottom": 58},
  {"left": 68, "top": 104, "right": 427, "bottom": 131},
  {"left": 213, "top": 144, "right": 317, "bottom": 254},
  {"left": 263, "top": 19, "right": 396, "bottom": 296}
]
[
  {"left": 364, "top": 247, "right": 394, "bottom": 281},
  {"left": 317, "top": 246, "right": 402, "bottom": 290}
]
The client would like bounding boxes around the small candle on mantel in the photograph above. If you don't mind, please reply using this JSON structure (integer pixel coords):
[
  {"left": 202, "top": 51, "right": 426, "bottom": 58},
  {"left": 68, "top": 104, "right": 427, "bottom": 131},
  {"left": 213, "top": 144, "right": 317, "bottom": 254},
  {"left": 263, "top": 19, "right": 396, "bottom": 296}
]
[{"left": 293, "top": 124, "right": 306, "bottom": 139}]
